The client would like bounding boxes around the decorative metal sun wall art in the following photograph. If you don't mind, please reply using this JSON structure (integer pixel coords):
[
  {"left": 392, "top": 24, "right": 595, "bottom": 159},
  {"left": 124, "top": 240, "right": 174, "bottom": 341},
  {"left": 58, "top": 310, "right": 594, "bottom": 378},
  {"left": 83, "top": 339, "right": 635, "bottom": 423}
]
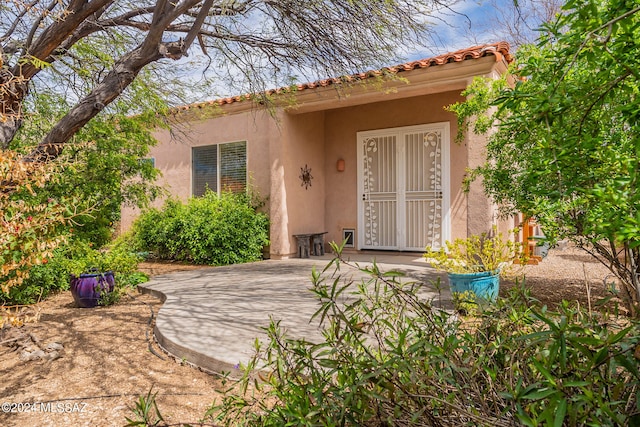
[{"left": 299, "top": 164, "right": 313, "bottom": 189}]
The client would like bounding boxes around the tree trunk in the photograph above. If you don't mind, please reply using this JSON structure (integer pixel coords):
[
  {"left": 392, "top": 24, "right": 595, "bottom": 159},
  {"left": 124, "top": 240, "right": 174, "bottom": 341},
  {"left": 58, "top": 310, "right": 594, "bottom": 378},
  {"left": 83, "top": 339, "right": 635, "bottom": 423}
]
[
  {"left": 0, "top": 68, "right": 28, "bottom": 149},
  {"left": 0, "top": 118, "right": 22, "bottom": 149},
  {"left": 25, "top": 48, "right": 161, "bottom": 162}
]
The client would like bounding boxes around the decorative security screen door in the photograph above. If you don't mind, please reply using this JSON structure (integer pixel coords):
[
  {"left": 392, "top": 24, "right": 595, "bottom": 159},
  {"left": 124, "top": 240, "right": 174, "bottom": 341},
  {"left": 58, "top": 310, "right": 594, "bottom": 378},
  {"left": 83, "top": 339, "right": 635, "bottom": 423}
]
[{"left": 357, "top": 123, "right": 450, "bottom": 251}]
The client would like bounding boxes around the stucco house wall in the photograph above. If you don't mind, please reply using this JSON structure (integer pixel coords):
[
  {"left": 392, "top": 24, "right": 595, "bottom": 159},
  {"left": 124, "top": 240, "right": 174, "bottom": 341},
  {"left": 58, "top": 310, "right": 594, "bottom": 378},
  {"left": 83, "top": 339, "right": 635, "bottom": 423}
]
[
  {"left": 120, "top": 42, "right": 514, "bottom": 259},
  {"left": 120, "top": 109, "right": 274, "bottom": 230},
  {"left": 321, "top": 90, "right": 467, "bottom": 248}
]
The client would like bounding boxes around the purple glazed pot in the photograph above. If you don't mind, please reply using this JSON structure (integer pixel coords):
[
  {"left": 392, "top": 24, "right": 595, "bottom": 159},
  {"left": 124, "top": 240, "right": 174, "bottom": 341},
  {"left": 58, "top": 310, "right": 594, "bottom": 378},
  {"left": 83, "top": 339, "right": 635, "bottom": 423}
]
[{"left": 70, "top": 271, "right": 115, "bottom": 308}]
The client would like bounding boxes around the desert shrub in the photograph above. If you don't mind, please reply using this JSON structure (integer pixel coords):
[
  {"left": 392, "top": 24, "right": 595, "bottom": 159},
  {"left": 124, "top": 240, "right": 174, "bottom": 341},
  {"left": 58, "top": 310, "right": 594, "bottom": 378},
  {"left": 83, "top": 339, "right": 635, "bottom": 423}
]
[
  {"left": 0, "top": 240, "right": 146, "bottom": 306},
  {"left": 208, "top": 244, "right": 640, "bottom": 426},
  {"left": 9, "top": 93, "right": 163, "bottom": 250},
  {"left": 131, "top": 190, "right": 269, "bottom": 265}
]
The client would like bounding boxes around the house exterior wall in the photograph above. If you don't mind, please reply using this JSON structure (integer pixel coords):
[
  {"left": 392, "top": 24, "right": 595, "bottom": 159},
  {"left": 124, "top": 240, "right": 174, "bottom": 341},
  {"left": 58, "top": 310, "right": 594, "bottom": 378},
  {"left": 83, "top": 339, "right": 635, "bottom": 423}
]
[
  {"left": 120, "top": 90, "right": 496, "bottom": 257},
  {"left": 120, "top": 109, "right": 274, "bottom": 231},
  {"left": 119, "top": 107, "right": 328, "bottom": 259},
  {"left": 269, "top": 111, "right": 326, "bottom": 258},
  {"left": 119, "top": 48, "right": 512, "bottom": 258},
  {"left": 321, "top": 90, "right": 468, "bottom": 251}
]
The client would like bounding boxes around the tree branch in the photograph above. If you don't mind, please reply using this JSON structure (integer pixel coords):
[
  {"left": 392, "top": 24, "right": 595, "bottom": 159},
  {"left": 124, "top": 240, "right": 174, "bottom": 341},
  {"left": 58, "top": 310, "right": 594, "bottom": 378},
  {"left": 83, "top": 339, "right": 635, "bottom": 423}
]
[
  {"left": 25, "top": 0, "right": 219, "bottom": 162},
  {"left": 0, "top": 0, "right": 41, "bottom": 42},
  {"left": 25, "top": 46, "right": 159, "bottom": 162},
  {"left": 15, "top": 0, "right": 113, "bottom": 80},
  {"left": 182, "top": 0, "right": 215, "bottom": 53},
  {"left": 23, "top": 0, "right": 60, "bottom": 57}
]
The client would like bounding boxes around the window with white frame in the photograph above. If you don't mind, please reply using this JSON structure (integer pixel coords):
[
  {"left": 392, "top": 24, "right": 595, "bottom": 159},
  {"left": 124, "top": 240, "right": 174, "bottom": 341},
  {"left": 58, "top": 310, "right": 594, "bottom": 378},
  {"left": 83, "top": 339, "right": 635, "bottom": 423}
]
[{"left": 192, "top": 141, "right": 247, "bottom": 196}]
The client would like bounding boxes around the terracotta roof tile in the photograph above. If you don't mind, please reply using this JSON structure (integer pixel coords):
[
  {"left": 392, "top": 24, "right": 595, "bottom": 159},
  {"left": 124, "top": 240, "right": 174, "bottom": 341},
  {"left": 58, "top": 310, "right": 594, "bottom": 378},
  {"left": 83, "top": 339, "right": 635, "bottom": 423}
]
[{"left": 175, "top": 42, "right": 511, "bottom": 112}]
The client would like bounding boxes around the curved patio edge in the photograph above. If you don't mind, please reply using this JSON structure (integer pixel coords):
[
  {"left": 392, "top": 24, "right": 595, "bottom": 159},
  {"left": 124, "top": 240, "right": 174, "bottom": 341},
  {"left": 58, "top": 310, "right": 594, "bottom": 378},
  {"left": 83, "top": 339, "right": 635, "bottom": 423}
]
[
  {"left": 137, "top": 256, "right": 447, "bottom": 380},
  {"left": 138, "top": 284, "right": 241, "bottom": 378},
  {"left": 152, "top": 318, "right": 239, "bottom": 377}
]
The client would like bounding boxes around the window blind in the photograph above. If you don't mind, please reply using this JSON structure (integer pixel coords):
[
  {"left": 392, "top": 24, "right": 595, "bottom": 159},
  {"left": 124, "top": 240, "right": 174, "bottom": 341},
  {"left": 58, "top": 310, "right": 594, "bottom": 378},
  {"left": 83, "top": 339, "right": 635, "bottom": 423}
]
[
  {"left": 220, "top": 141, "right": 247, "bottom": 193},
  {"left": 192, "top": 141, "right": 247, "bottom": 197},
  {"left": 192, "top": 145, "right": 218, "bottom": 197}
]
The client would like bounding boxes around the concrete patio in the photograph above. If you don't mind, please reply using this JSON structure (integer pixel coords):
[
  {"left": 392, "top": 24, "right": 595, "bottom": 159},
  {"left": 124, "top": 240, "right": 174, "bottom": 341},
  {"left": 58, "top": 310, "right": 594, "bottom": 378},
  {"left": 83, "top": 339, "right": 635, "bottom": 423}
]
[{"left": 139, "top": 253, "right": 449, "bottom": 377}]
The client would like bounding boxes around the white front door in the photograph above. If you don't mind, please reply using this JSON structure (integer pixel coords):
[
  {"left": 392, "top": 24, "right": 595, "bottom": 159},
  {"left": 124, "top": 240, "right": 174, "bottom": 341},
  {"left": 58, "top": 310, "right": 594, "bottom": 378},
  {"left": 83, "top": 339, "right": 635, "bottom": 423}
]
[{"left": 357, "top": 123, "right": 450, "bottom": 251}]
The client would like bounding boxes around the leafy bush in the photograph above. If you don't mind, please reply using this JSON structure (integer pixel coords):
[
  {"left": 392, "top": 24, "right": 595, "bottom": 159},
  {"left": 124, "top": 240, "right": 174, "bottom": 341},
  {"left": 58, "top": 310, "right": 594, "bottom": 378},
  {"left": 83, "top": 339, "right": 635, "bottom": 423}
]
[
  {"left": 208, "top": 244, "right": 640, "bottom": 426},
  {"left": 447, "top": 0, "right": 640, "bottom": 315},
  {"left": 0, "top": 239, "right": 147, "bottom": 306},
  {"left": 424, "top": 227, "right": 525, "bottom": 275},
  {"left": 0, "top": 150, "right": 77, "bottom": 293},
  {"left": 9, "top": 93, "right": 164, "bottom": 250},
  {"left": 1, "top": 95, "right": 162, "bottom": 296},
  {"left": 131, "top": 190, "right": 269, "bottom": 265}
]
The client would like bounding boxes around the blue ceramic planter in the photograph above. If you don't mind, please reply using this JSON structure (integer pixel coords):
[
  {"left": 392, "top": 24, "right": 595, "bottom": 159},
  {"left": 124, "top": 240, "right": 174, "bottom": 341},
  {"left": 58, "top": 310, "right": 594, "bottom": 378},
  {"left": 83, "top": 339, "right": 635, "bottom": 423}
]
[
  {"left": 447, "top": 270, "right": 500, "bottom": 302},
  {"left": 70, "top": 271, "right": 115, "bottom": 308}
]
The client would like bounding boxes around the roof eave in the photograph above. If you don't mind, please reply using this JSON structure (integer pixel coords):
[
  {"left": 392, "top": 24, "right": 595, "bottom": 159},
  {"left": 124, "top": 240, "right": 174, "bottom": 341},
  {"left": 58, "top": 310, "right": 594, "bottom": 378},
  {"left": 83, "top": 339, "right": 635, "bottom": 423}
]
[
  {"left": 283, "top": 55, "right": 507, "bottom": 115},
  {"left": 169, "top": 42, "right": 512, "bottom": 118}
]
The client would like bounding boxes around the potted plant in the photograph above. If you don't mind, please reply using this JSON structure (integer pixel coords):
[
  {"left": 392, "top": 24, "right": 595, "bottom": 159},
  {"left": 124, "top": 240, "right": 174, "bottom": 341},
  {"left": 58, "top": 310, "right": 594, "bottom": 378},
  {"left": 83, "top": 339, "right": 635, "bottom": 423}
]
[
  {"left": 424, "top": 227, "right": 525, "bottom": 302},
  {"left": 65, "top": 239, "right": 146, "bottom": 308},
  {"left": 70, "top": 269, "right": 116, "bottom": 308}
]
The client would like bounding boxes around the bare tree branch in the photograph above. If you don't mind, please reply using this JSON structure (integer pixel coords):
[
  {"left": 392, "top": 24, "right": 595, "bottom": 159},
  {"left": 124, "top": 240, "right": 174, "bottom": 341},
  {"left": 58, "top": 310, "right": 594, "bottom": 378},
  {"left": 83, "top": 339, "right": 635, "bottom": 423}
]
[
  {"left": 18, "top": 0, "right": 113, "bottom": 80},
  {"left": 0, "top": 0, "right": 41, "bottom": 42},
  {"left": 1, "top": 0, "right": 446, "bottom": 171}
]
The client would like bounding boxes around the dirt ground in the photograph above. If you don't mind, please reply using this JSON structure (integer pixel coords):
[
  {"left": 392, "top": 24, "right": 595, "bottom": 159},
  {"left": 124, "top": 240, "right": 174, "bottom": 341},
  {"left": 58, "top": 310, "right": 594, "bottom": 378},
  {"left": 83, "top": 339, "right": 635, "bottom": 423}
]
[
  {"left": 0, "top": 262, "right": 216, "bottom": 427},
  {"left": 0, "top": 248, "right": 617, "bottom": 427}
]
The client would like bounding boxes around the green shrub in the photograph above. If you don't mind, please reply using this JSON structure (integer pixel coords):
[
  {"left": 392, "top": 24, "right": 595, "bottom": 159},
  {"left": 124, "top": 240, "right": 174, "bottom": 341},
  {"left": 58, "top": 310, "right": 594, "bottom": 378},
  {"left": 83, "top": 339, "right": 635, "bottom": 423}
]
[
  {"left": 452, "top": 289, "right": 481, "bottom": 316},
  {"left": 131, "top": 190, "right": 269, "bottom": 265},
  {"left": 0, "top": 239, "right": 146, "bottom": 306},
  {"left": 207, "top": 244, "right": 640, "bottom": 426},
  {"left": 10, "top": 94, "right": 163, "bottom": 250}
]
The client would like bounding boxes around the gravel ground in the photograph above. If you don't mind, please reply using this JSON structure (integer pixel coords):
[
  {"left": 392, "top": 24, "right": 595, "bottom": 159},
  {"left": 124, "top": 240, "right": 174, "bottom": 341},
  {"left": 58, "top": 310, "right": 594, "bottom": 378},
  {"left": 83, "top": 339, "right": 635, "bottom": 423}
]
[{"left": 502, "top": 244, "right": 618, "bottom": 311}]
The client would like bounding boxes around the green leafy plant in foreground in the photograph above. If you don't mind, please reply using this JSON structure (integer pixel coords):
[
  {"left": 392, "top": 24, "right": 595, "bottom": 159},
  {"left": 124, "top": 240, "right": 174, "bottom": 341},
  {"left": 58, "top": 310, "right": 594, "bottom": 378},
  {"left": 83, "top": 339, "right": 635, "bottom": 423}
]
[
  {"left": 125, "top": 388, "right": 165, "bottom": 427},
  {"left": 206, "top": 243, "right": 640, "bottom": 426}
]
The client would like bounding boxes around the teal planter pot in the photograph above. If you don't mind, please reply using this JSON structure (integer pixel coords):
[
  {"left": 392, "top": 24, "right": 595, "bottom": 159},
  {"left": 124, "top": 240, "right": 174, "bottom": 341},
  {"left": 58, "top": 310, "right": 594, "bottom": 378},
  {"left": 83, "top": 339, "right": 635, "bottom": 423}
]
[{"left": 447, "top": 270, "right": 500, "bottom": 302}]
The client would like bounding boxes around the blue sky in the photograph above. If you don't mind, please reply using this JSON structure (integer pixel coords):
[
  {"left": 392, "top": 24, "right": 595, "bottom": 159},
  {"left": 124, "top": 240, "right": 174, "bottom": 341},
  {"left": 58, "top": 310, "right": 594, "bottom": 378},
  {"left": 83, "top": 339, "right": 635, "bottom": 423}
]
[
  {"left": 413, "top": 0, "right": 521, "bottom": 58},
  {"left": 178, "top": 0, "right": 545, "bottom": 102},
  {"left": 413, "top": 0, "right": 558, "bottom": 60}
]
